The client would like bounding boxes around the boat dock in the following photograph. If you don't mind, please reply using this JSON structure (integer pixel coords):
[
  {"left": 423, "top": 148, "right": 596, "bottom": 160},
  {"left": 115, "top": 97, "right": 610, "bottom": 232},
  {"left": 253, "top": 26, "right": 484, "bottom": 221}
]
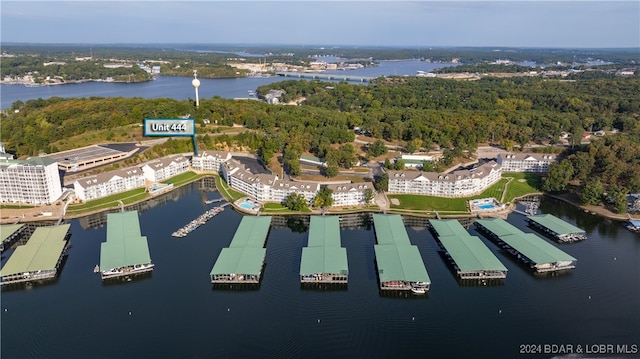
[
  {"left": 0, "top": 224, "right": 71, "bottom": 285},
  {"left": 99, "top": 211, "right": 154, "bottom": 280},
  {"left": 526, "top": 214, "right": 587, "bottom": 243},
  {"left": 299, "top": 216, "right": 348, "bottom": 285},
  {"left": 475, "top": 218, "right": 576, "bottom": 273},
  {"left": 0, "top": 223, "right": 27, "bottom": 253},
  {"left": 372, "top": 214, "right": 430, "bottom": 292},
  {"left": 429, "top": 219, "right": 508, "bottom": 280},
  {"left": 172, "top": 204, "right": 226, "bottom": 238},
  {"left": 210, "top": 216, "right": 272, "bottom": 284}
]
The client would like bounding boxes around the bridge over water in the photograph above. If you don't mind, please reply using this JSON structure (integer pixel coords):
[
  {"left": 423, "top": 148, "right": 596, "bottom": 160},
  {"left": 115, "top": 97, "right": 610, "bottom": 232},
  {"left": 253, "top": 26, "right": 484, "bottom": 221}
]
[{"left": 276, "top": 72, "right": 377, "bottom": 82}]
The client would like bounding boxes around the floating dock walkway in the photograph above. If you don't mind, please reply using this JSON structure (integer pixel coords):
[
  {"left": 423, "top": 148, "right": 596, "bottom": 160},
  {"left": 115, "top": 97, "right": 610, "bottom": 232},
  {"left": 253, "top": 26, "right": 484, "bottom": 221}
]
[
  {"left": 299, "top": 216, "right": 348, "bottom": 284},
  {"left": 526, "top": 214, "right": 587, "bottom": 243},
  {"left": 99, "top": 211, "right": 154, "bottom": 280},
  {"left": 0, "top": 224, "right": 71, "bottom": 285},
  {"left": 172, "top": 204, "right": 226, "bottom": 238},
  {"left": 372, "top": 214, "right": 430, "bottom": 292},
  {"left": 429, "top": 219, "right": 508, "bottom": 280},
  {"left": 475, "top": 218, "right": 576, "bottom": 273},
  {"left": 210, "top": 216, "right": 272, "bottom": 284}
]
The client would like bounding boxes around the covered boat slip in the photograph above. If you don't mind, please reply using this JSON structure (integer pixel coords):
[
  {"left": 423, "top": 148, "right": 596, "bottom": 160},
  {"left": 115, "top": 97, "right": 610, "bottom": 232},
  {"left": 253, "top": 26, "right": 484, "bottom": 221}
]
[
  {"left": 429, "top": 219, "right": 507, "bottom": 280},
  {"left": 372, "top": 214, "right": 430, "bottom": 291},
  {"left": 210, "top": 247, "right": 266, "bottom": 283},
  {"left": 210, "top": 216, "right": 272, "bottom": 284},
  {"left": 300, "top": 216, "right": 348, "bottom": 284},
  {"left": 0, "top": 224, "right": 71, "bottom": 285},
  {"left": 527, "top": 214, "right": 587, "bottom": 242},
  {"left": 100, "top": 211, "right": 153, "bottom": 280},
  {"left": 475, "top": 218, "right": 577, "bottom": 273},
  {"left": 375, "top": 244, "right": 431, "bottom": 290},
  {"left": 0, "top": 223, "right": 26, "bottom": 252}
]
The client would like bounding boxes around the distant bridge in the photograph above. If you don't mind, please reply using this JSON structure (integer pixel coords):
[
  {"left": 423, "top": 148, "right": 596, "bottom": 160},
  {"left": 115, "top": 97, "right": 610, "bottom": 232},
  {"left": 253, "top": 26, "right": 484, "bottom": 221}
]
[{"left": 276, "top": 72, "right": 377, "bottom": 83}]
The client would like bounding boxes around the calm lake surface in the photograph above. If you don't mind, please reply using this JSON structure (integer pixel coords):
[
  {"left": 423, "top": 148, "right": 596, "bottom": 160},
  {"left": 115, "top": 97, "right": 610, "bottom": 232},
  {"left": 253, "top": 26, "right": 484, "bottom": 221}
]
[
  {"left": 0, "top": 59, "right": 453, "bottom": 109},
  {"left": 1, "top": 181, "right": 639, "bottom": 359}
]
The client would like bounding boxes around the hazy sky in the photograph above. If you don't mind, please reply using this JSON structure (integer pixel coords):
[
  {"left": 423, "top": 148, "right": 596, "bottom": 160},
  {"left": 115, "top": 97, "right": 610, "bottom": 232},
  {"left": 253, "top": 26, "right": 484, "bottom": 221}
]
[{"left": 1, "top": 1, "right": 639, "bottom": 48}]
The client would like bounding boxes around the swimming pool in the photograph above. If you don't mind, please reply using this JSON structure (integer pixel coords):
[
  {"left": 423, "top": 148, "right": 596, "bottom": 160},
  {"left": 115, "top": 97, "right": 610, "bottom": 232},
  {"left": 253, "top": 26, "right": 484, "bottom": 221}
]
[
  {"left": 239, "top": 202, "right": 255, "bottom": 210},
  {"left": 478, "top": 204, "right": 495, "bottom": 210}
]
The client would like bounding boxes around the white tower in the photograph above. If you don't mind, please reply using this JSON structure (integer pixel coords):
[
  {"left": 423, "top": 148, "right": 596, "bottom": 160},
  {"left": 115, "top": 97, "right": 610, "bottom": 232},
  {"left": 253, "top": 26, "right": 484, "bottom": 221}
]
[{"left": 192, "top": 70, "right": 201, "bottom": 107}]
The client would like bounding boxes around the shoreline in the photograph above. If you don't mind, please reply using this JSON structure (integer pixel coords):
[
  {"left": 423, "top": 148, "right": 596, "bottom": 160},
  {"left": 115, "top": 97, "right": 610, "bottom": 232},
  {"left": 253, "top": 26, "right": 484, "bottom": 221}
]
[{"left": 2, "top": 175, "right": 638, "bottom": 224}]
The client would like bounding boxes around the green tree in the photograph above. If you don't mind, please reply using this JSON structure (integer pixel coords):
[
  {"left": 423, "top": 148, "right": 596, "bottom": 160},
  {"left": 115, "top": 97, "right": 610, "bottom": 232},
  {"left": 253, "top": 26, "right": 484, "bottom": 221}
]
[
  {"left": 542, "top": 159, "right": 575, "bottom": 192},
  {"left": 324, "top": 165, "right": 339, "bottom": 178},
  {"left": 374, "top": 173, "right": 389, "bottom": 192},
  {"left": 364, "top": 188, "right": 375, "bottom": 204},
  {"left": 580, "top": 178, "right": 603, "bottom": 205},
  {"left": 284, "top": 193, "right": 308, "bottom": 211},
  {"left": 313, "top": 187, "right": 334, "bottom": 208},
  {"left": 368, "top": 139, "right": 388, "bottom": 157}
]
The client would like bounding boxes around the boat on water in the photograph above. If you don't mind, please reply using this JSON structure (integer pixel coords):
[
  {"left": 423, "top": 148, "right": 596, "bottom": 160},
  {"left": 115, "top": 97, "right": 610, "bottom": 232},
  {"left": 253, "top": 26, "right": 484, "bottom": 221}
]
[
  {"left": 101, "top": 268, "right": 124, "bottom": 278},
  {"left": 132, "top": 263, "right": 155, "bottom": 272},
  {"left": 411, "top": 287, "right": 427, "bottom": 295}
]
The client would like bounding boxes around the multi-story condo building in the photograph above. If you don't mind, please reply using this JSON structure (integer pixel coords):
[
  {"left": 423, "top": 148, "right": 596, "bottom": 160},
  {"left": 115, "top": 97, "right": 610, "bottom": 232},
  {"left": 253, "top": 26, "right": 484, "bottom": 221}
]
[
  {"left": 0, "top": 157, "right": 63, "bottom": 205},
  {"left": 191, "top": 151, "right": 232, "bottom": 172},
  {"left": 328, "top": 183, "right": 373, "bottom": 206},
  {"left": 73, "top": 167, "right": 145, "bottom": 201},
  {"left": 269, "top": 179, "right": 320, "bottom": 205},
  {"left": 387, "top": 161, "right": 502, "bottom": 198},
  {"left": 496, "top": 153, "right": 557, "bottom": 173},
  {"left": 220, "top": 159, "right": 278, "bottom": 202},
  {"left": 141, "top": 154, "right": 190, "bottom": 182}
]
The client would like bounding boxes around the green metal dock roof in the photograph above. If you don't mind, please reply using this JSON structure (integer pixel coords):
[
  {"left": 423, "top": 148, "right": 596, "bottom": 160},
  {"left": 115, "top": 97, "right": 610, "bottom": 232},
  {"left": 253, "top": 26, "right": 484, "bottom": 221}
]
[
  {"left": 0, "top": 224, "right": 70, "bottom": 277},
  {"left": 476, "top": 218, "right": 576, "bottom": 265},
  {"left": 372, "top": 214, "right": 411, "bottom": 245},
  {"left": 100, "top": 211, "right": 151, "bottom": 271},
  {"left": 229, "top": 216, "right": 272, "bottom": 248},
  {"left": 307, "top": 216, "right": 341, "bottom": 247},
  {"left": 430, "top": 220, "right": 507, "bottom": 272},
  {"left": 300, "top": 246, "right": 349, "bottom": 275},
  {"left": 1, "top": 224, "right": 25, "bottom": 242},
  {"left": 374, "top": 244, "right": 430, "bottom": 283},
  {"left": 210, "top": 247, "right": 266, "bottom": 276},
  {"left": 527, "top": 214, "right": 586, "bottom": 235}
]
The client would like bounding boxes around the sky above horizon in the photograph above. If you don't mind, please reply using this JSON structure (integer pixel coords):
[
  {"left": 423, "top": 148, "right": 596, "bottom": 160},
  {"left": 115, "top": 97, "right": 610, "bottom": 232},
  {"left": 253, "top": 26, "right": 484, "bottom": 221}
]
[{"left": 1, "top": 1, "right": 639, "bottom": 48}]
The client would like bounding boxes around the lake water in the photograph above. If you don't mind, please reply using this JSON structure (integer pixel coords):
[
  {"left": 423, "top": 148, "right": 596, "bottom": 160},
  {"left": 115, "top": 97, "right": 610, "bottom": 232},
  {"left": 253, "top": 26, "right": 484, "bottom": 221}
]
[
  {"left": 1, "top": 181, "right": 639, "bottom": 359},
  {"left": 0, "top": 59, "right": 453, "bottom": 109}
]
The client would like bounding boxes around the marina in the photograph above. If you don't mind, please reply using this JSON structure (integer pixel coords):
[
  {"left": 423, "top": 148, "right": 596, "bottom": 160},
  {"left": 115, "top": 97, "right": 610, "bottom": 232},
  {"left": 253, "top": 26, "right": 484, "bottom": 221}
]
[
  {"left": 171, "top": 204, "right": 226, "bottom": 237},
  {"left": 99, "top": 210, "right": 154, "bottom": 280},
  {"left": 474, "top": 218, "right": 577, "bottom": 273},
  {"left": 210, "top": 216, "right": 272, "bottom": 284},
  {"left": 299, "top": 216, "right": 348, "bottom": 285},
  {"left": 429, "top": 219, "right": 508, "bottom": 280},
  {"left": 372, "top": 214, "right": 431, "bottom": 292},
  {"left": 0, "top": 224, "right": 71, "bottom": 285},
  {"left": 526, "top": 213, "right": 587, "bottom": 242}
]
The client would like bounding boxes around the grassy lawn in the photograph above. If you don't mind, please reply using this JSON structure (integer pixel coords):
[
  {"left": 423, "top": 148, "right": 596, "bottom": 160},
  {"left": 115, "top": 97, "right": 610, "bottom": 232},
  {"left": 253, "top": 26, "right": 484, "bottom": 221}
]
[
  {"left": 162, "top": 171, "right": 207, "bottom": 187},
  {"left": 67, "top": 188, "right": 148, "bottom": 213},
  {"left": 261, "top": 202, "right": 312, "bottom": 214},
  {"left": 214, "top": 175, "right": 246, "bottom": 202},
  {"left": 1, "top": 204, "right": 35, "bottom": 209},
  {"left": 502, "top": 172, "right": 543, "bottom": 202}
]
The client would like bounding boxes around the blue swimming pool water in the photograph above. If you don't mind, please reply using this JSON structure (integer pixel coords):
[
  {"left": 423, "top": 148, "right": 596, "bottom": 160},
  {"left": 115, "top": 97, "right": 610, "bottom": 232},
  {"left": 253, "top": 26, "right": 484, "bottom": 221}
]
[
  {"left": 240, "top": 202, "right": 255, "bottom": 210},
  {"left": 478, "top": 204, "right": 495, "bottom": 210}
]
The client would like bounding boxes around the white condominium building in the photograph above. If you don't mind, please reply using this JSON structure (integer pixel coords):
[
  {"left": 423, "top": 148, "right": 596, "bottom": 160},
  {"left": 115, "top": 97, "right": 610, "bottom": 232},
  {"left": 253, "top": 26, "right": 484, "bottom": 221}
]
[
  {"left": 387, "top": 161, "right": 502, "bottom": 198},
  {"left": 0, "top": 157, "right": 63, "bottom": 205},
  {"left": 270, "top": 179, "right": 320, "bottom": 205},
  {"left": 497, "top": 153, "right": 557, "bottom": 172},
  {"left": 191, "top": 151, "right": 232, "bottom": 172},
  {"left": 141, "top": 154, "right": 190, "bottom": 182},
  {"left": 328, "top": 183, "right": 373, "bottom": 206},
  {"left": 220, "top": 159, "right": 278, "bottom": 202},
  {"left": 73, "top": 167, "right": 145, "bottom": 201}
]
